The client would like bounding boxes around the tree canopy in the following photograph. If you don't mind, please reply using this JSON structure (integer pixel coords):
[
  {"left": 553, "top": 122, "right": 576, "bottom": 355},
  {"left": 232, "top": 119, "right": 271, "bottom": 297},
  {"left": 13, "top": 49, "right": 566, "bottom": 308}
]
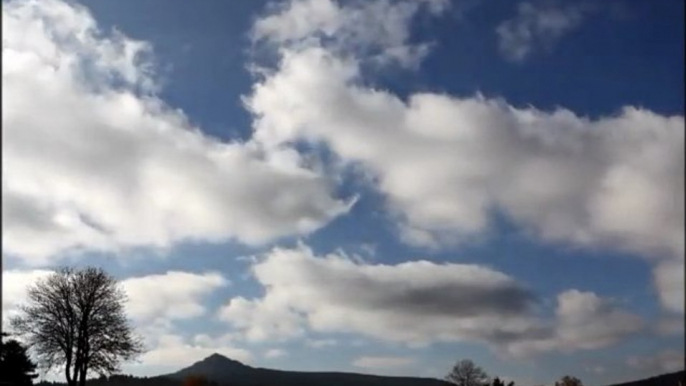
[
  {"left": 10, "top": 267, "right": 144, "bottom": 386},
  {"left": 446, "top": 359, "right": 490, "bottom": 386},
  {"left": 555, "top": 376, "right": 583, "bottom": 386}
]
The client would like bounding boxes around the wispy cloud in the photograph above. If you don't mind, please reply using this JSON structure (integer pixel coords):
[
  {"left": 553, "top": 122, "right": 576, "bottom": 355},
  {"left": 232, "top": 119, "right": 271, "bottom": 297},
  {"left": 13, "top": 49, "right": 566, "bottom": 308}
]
[
  {"left": 252, "top": 0, "right": 448, "bottom": 69},
  {"left": 496, "top": 1, "right": 597, "bottom": 62}
]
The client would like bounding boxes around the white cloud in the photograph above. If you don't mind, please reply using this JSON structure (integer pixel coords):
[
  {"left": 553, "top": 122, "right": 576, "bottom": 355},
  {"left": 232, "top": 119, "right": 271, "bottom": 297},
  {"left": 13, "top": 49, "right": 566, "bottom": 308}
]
[
  {"left": 653, "top": 259, "right": 685, "bottom": 314},
  {"left": 496, "top": 1, "right": 595, "bottom": 62},
  {"left": 252, "top": 0, "right": 448, "bottom": 69},
  {"left": 2, "top": 0, "right": 349, "bottom": 265},
  {"left": 352, "top": 356, "right": 415, "bottom": 369},
  {"left": 219, "top": 245, "right": 641, "bottom": 356},
  {"left": 247, "top": 30, "right": 684, "bottom": 314},
  {"left": 554, "top": 290, "right": 644, "bottom": 349},
  {"left": 116, "top": 328, "right": 248, "bottom": 378},
  {"left": 505, "top": 289, "right": 644, "bottom": 357},
  {"left": 627, "top": 349, "right": 685, "bottom": 374},
  {"left": 1, "top": 269, "right": 54, "bottom": 327},
  {"left": 125, "top": 320, "right": 249, "bottom": 375},
  {"left": 218, "top": 292, "right": 307, "bottom": 343},
  {"left": 121, "top": 271, "right": 228, "bottom": 323},
  {"left": 264, "top": 348, "right": 287, "bottom": 359},
  {"left": 137, "top": 333, "right": 251, "bottom": 367},
  {"left": 218, "top": 244, "right": 537, "bottom": 347}
]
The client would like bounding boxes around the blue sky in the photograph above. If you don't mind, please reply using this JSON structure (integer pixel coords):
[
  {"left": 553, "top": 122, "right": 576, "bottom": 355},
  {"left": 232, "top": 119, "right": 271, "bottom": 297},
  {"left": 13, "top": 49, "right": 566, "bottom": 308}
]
[{"left": 2, "top": 0, "right": 684, "bottom": 385}]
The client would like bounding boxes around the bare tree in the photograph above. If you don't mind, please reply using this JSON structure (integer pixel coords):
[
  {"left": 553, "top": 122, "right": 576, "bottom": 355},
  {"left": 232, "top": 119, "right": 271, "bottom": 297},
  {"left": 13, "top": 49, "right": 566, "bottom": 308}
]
[
  {"left": 555, "top": 376, "right": 583, "bottom": 386},
  {"left": 446, "top": 359, "right": 489, "bottom": 386},
  {"left": 10, "top": 267, "right": 144, "bottom": 386}
]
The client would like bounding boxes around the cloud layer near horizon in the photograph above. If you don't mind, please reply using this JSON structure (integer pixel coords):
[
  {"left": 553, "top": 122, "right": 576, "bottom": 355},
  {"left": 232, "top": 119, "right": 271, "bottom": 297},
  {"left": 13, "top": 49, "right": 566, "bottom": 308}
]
[{"left": 219, "top": 245, "right": 644, "bottom": 357}]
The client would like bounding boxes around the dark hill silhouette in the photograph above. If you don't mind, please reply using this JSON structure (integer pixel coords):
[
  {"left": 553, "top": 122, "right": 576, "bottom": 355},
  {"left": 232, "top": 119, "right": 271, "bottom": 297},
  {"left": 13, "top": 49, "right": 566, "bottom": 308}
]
[
  {"left": 606, "top": 370, "right": 684, "bottom": 386},
  {"left": 166, "top": 352, "right": 450, "bottom": 386},
  {"left": 170, "top": 353, "right": 252, "bottom": 382}
]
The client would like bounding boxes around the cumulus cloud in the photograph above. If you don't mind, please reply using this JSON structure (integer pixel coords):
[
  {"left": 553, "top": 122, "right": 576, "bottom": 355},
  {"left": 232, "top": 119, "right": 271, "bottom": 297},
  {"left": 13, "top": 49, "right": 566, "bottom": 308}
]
[
  {"left": 246, "top": 1, "right": 684, "bottom": 314},
  {"left": 120, "top": 272, "right": 231, "bottom": 369},
  {"left": 121, "top": 271, "right": 228, "bottom": 323},
  {"left": 138, "top": 333, "right": 251, "bottom": 367},
  {"left": 218, "top": 244, "right": 537, "bottom": 346},
  {"left": 352, "top": 356, "right": 415, "bottom": 370},
  {"left": 504, "top": 289, "right": 644, "bottom": 357},
  {"left": 2, "top": 0, "right": 349, "bottom": 265},
  {"left": 218, "top": 292, "right": 307, "bottom": 343},
  {"left": 496, "top": 1, "right": 596, "bottom": 62},
  {"left": 127, "top": 328, "right": 250, "bottom": 377},
  {"left": 653, "top": 259, "right": 685, "bottom": 314},
  {"left": 249, "top": 46, "right": 684, "bottom": 259},
  {"left": 627, "top": 349, "right": 685, "bottom": 374},
  {"left": 219, "top": 245, "right": 642, "bottom": 356}
]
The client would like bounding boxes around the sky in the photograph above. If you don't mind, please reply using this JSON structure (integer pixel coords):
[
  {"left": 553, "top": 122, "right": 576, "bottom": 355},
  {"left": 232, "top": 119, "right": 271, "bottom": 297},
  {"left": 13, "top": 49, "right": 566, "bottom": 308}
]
[{"left": 1, "top": 0, "right": 684, "bottom": 385}]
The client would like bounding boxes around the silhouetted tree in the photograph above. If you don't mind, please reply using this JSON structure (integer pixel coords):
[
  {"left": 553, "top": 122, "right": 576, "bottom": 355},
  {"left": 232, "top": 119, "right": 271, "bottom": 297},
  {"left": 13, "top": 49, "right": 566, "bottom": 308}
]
[
  {"left": 555, "top": 376, "right": 583, "bottom": 386},
  {"left": 490, "top": 377, "right": 514, "bottom": 386},
  {"left": 0, "top": 333, "right": 38, "bottom": 385},
  {"left": 10, "top": 267, "right": 144, "bottom": 386},
  {"left": 446, "top": 359, "right": 489, "bottom": 386}
]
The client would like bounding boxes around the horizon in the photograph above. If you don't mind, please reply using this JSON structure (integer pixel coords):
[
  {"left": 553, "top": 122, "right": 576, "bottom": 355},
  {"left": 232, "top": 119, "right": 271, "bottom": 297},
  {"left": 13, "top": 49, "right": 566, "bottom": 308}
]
[
  {"left": 27, "top": 352, "right": 686, "bottom": 385},
  {"left": 2, "top": 0, "right": 684, "bottom": 385}
]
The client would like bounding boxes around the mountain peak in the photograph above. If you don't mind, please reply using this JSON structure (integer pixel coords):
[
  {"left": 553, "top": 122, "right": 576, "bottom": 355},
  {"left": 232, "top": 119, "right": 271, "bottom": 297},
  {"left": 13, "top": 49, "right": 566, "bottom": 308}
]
[
  {"left": 168, "top": 352, "right": 251, "bottom": 381},
  {"left": 197, "top": 352, "right": 246, "bottom": 367},
  {"left": 205, "top": 352, "right": 234, "bottom": 362}
]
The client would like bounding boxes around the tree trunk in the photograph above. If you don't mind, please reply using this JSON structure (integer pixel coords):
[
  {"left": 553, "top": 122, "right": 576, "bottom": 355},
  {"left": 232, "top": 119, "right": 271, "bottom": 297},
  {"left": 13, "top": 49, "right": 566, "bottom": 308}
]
[
  {"left": 66, "top": 354, "right": 75, "bottom": 386},
  {"left": 78, "top": 365, "right": 87, "bottom": 386},
  {"left": 72, "top": 359, "right": 81, "bottom": 386},
  {"left": 73, "top": 345, "right": 82, "bottom": 386}
]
